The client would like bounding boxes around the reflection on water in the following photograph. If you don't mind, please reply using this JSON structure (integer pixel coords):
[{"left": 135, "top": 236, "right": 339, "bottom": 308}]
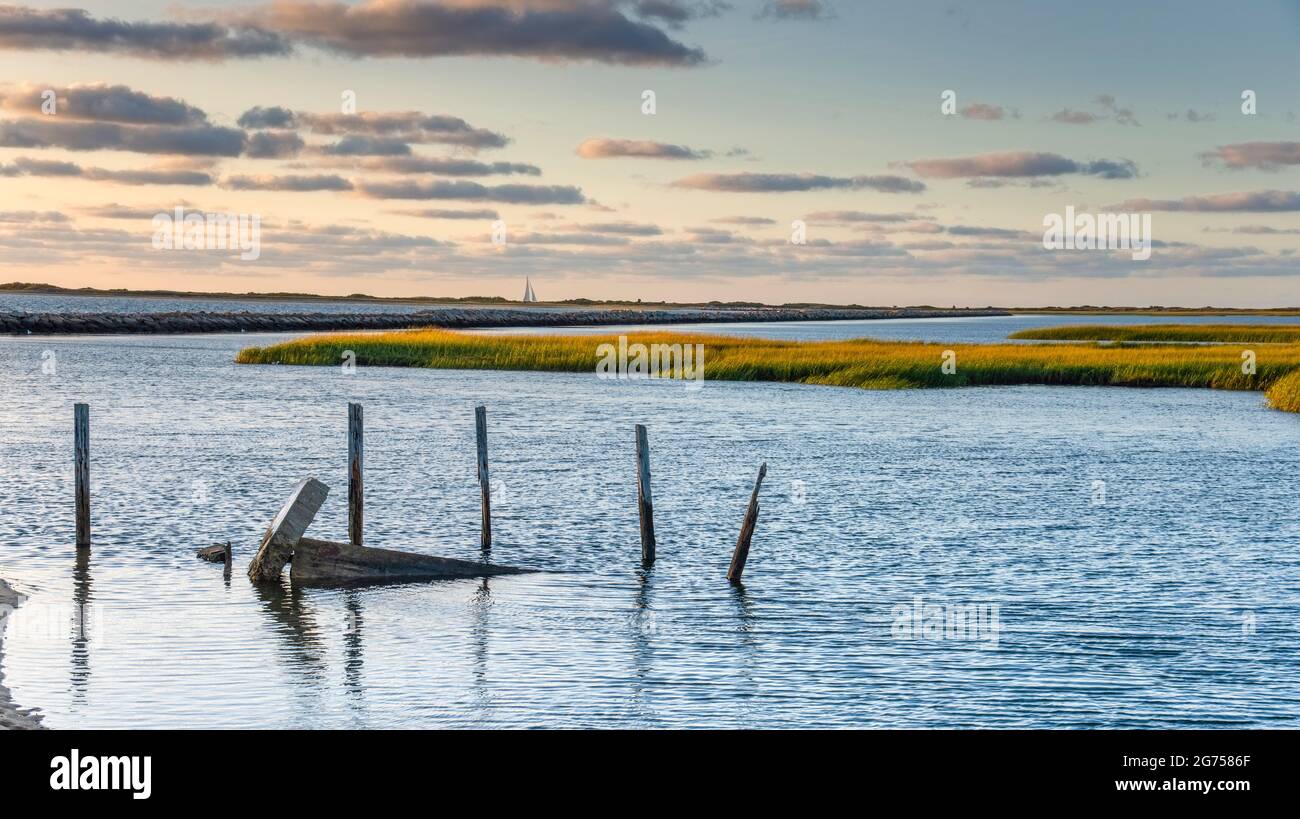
[
  {"left": 71, "top": 549, "right": 91, "bottom": 705},
  {"left": 1, "top": 321, "right": 1300, "bottom": 728}
]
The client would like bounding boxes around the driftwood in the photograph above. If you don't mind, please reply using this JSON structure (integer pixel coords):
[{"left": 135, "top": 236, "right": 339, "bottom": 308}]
[
  {"left": 246, "top": 478, "right": 329, "bottom": 583},
  {"left": 197, "top": 544, "right": 227, "bottom": 563},
  {"left": 291, "top": 537, "right": 530, "bottom": 586}
]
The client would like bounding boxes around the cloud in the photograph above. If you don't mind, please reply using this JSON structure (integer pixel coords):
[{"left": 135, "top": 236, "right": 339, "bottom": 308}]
[
  {"left": 1051, "top": 109, "right": 1097, "bottom": 125},
  {"left": 223, "top": 174, "right": 354, "bottom": 192},
  {"left": 672, "top": 172, "right": 925, "bottom": 193},
  {"left": 1168, "top": 108, "right": 1215, "bottom": 123},
  {"left": 563, "top": 220, "right": 663, "bottom": 235},
  {"left": 320, "top": 135, "right": 412, "bottom": 156},
  {"left": 0, "top": 155, "right": 212, "bottom": 184},
  {"left": 1204, "top": 224, "right": 1300, "bottom": 235},
  {"left": 1050, "top": 96, "right": 1139, "bottom": 126},
  {"left": 0, "top": 209, "right": 68, "bottom": 222},
  {"left": 0, "top": 82, "right": 208, "bottom": 125},
  {"left": 0, "top": 117, "right": 246, "bottom": 156},
  {"left": 945, "top": 225, "right": 1034, "bottom": 238},
  {"left": 1201, "top": 142, "right": 1300, "bottom": 171},
  {"left": 229, "top": 0, "right": 708, "bottom": 66},
  {"left": 904, "top": 151, "right": 1137, "bottom": 179},
  {"left": 355, "top": 179, "right": 586, "bottom": 204},
  {"left": 0, "top": 5, "right": 290, "bottom": 60},
  {"left": 510, "top": 232, "right": 631, "bottom": 246},
  {"left": 253, "top": 110, "right": 509, "bottom": 150},
  {"left": 576, "top": 137, "right": 709, "bottom": 159},
  {"left": 757, "top": 0, "right": 832, "bottom": 20},
  {"left": 393, "top": 208, "right": 500, "bottom": 220},
  {"left": 236, "top": 105, "right": 295, "bottom": 129},
  {"left": 1095, "top": 94, "right": 1139, "bottom": 126},
  {"left": 352, "top": 156, "right": 541, "bottom": 176},
  {"left": 246, "top": 131, "right": 305, "bottom": 158},
  {"left": 804, "top": 210, "right": 927, "bottom": 223},
  {"left": 1111, "top": 191, "right": 1300, "bottom": 212},
  {"left": 710, "top": 215, "right": 776, "bottom": 225},
  {"left": 959, "top": 103, "right": 1015, "bottom": 121},
  {"left": 632, "top": 1, "right": 731, "bottom": 27}
]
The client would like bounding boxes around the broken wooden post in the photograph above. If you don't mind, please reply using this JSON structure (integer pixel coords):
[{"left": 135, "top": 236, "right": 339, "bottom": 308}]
[
  {"left": 246, "top": 477, "right": 329, "bottom": 583},
  {"left": 727, "top": 463, "right": 767, "bottom": 583},
  {"left": 348, "top": 402, "right": 363, "bottom": 546},
  {"left": 635, "top": 424, "right": 655, "bottom": 565},
  {"left": 476, "top": 405, "right": 491, "bottom": 549},
  {"left": 74, "top": 403, "right": 90, "bottom": 548},
  {"left": 223, "top": 541, "right": 232, "bottom": 580}
]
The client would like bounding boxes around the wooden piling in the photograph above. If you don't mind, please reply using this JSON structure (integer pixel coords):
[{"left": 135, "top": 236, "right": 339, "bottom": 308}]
[
  {"left": 635, "top": 424, "right": 655, "bottom": 564},
  {"left": 223, "top": 541, "right": 232, "bottom": 580},
  {"left": 74, "top": 403, "right": 90, "bottom": 548},
  {"left": 348, "top": 402, "right": 363, "bottom": 546},
  {"left": 475, "top": 405, "right": 491, "bottom": 549},
  {"left": 727, "top": 463, "right": 767, "bottom": 583}
]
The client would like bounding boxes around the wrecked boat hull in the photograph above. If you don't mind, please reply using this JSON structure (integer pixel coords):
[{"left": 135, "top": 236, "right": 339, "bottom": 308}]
[{"left": 290, "top": 537, "right": 532, "bottom": 586}]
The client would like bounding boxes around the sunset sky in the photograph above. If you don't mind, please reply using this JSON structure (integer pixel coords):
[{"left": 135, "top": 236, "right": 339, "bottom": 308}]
[{"left": 1, "top": 0, "right": 1299, "bottom": 306}]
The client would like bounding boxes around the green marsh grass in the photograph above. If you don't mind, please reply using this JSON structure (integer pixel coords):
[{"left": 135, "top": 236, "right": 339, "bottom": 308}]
[{"left": 235, "top": 327, "right": 1300, "bottom": 412}]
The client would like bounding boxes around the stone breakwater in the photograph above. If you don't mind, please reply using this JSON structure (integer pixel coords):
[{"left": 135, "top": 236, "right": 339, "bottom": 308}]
[{"left": 0, "top": 307, "right": 1009, "bottom": 335}]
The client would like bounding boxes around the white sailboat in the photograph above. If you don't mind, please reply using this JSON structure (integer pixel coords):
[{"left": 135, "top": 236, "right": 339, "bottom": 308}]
[{"left": 522, "top": 277, "right": 538, "bottom": 303}]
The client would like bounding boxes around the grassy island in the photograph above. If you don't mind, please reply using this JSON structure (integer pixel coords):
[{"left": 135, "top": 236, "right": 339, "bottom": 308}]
[{"left": 236, "top": 325, "right": 1300, "bottom": 414}]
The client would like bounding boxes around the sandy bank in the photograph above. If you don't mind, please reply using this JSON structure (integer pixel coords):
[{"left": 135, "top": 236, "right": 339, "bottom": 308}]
[{"left": 0, "top": 579, "right": 43, "bottom": 730}]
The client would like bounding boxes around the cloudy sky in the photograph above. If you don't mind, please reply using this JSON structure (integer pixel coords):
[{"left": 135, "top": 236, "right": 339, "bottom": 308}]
[{"left": 1, "top": 0, "right": 1299, "bottom": 306}]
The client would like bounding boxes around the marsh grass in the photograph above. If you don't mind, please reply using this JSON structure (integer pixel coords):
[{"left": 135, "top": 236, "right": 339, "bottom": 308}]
[
  {"left": 1010, "top": 324, "right": 1300, "bottom": 344},
  {"left": 235, "top": 327, "right": 1300, "bottom": 411}
]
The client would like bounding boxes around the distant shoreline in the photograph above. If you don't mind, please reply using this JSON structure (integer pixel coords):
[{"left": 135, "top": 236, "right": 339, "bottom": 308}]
[{"left": 4, "top": 282, "right": 1300, "bottom": 315}]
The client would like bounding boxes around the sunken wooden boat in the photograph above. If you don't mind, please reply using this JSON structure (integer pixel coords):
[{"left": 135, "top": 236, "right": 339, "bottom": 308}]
[
  {"left": 291, "top": 537, "right": 530, "bottom": 586},
  {"left": 245, "top": 477, "right": 531, "bottom": 586}
]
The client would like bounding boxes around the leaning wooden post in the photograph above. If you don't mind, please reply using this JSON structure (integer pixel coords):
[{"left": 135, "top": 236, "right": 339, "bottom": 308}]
[
  {"left": 727, "top": 463, "right": 767, "bottom": 583},
  {"left": 635, "top": 424, "right": 655, "bottom": 565},
  {"left": 475, "top": 405, "right": 491, "bottom": 549},
  {"left": 74, "top": 403, "right": 90, "bottom": 548},
  {"left": 348, "top": 402, "right": 363, "bottom": 546}
]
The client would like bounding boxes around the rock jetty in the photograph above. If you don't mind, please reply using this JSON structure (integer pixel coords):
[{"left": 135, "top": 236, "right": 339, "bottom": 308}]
[{"left": 0, "top": 306, "right": 1009, "bottom": 336}]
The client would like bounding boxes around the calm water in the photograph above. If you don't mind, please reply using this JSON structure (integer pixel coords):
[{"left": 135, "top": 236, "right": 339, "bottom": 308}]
[
  {"left": 2, "top": 317, "right": 1299, "bottom": 728},
  {"left": 475, "top": 312, "right": 1300, "bottom": 343}
]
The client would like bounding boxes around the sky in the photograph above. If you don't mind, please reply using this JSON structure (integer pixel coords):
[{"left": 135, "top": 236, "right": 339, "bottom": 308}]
[{"left": 0, "top": 0, "right": 1299, "bottom": 306}]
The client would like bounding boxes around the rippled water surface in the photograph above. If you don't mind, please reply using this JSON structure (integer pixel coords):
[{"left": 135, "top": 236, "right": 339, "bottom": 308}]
[{"left": 2, "top": 317, "right": 1299, "bottom": 728}]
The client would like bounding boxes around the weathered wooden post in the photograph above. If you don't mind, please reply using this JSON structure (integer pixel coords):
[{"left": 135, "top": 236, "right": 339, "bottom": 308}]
[
  {"left": 727, "top": 463, "right": 767, "bottom": 583},
  {"left": 223, "top": 541, "right": 232, "bottom": 580},
  {"left": 74, "top": 403, "right": 90, "bottom": 548},
  {"left": 476, "top": 405, "right": 491, "bottom": 549},
  {"left": 635, "top": 424, "right": 655, "bottom": 564},
  {"left": 348, "top": 402, "right": 363, "bottom": 546}
]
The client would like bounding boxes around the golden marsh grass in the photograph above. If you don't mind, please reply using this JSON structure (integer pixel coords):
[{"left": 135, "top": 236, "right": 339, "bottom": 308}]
[
  {"left": 1010, "top": 324, "right": 1300, "bottom": 344},
  {"left": 235, "top": 327, "right": 1300, "bottom": 411}
]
